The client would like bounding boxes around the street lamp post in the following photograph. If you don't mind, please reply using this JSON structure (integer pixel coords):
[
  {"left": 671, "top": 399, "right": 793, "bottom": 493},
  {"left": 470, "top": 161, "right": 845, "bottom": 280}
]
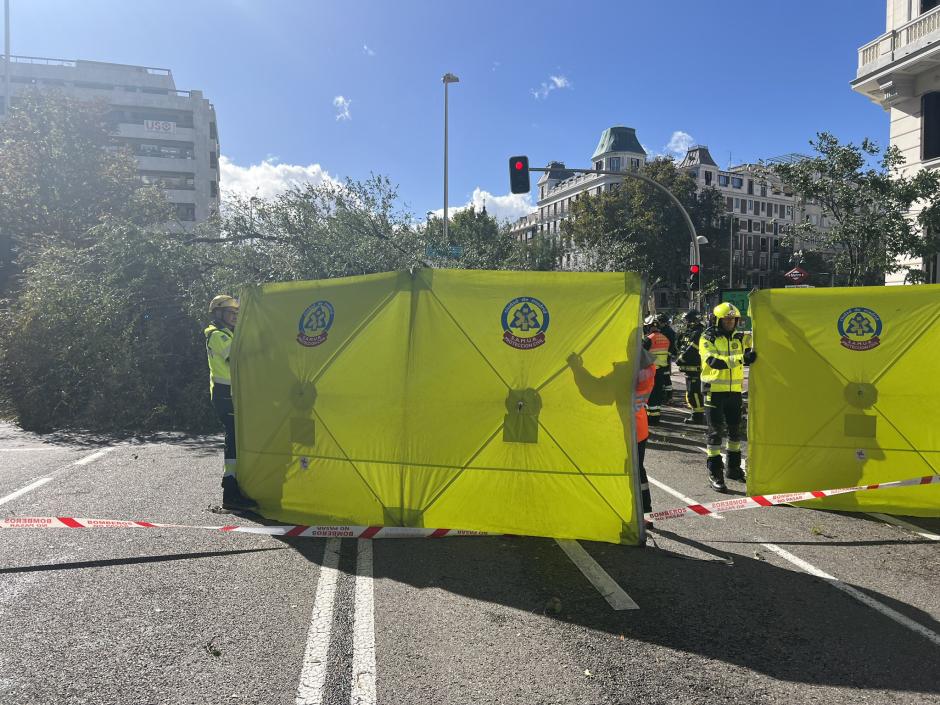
[
  {"left": 442, "top": 73, "right": 459, "bottom": 243},
  {"left": 3, "top": 0, "right": 11, "bottom": 119}
]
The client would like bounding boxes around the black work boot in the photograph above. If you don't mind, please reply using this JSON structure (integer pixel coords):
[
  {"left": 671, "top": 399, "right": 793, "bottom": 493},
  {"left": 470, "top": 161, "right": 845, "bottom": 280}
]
[
  {"left": 221, "top": 475, "right": 259, "bottom": 511},
  {"left": 725, "top": 451, "right": 746, "bottom": 482},
  {"left": 684, "top": 412, "right": 706, "bottom": 425},
  {"left": 706, "top": 455, "right": 727, "bottom": 492}
]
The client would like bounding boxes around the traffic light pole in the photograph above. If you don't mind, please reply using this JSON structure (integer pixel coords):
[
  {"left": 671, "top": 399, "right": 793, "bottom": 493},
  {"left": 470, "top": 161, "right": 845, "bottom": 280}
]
[{"left": 527, "top": 166, "right": 703, "bottom": 310}]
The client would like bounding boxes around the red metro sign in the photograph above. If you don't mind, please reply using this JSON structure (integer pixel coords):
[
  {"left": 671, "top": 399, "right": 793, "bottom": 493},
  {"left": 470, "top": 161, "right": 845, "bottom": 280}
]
[{"left": 783, "top": 267, "right": 808, "bottom": 284}]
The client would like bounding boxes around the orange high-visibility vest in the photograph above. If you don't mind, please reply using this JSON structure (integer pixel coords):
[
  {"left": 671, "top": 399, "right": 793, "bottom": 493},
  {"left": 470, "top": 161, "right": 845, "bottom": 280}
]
[
  {"left": 646, "top": 331, "right": 670, "bottom": 369},
  {"left": 634, "top": 363, "right": 655, "bottom": 442}
]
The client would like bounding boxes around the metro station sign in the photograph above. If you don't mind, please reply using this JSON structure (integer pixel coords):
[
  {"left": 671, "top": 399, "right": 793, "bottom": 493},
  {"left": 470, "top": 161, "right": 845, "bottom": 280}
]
[{"left": 783, "top": 266, "right": 808, "bottom": 284}]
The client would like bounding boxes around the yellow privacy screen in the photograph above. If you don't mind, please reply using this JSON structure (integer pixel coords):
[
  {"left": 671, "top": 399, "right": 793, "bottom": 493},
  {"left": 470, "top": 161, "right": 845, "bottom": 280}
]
[
  {"left": 232, "top": 269, "right": 645, "bottom": 544},
  {"left": 749, "top": 285, "right": 940, "bottom": 516}
]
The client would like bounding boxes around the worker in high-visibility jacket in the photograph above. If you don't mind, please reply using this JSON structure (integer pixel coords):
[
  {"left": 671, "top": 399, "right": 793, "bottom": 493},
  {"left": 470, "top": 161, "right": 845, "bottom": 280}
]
[
  {"left": 205, "top": 295, "right": 258, "bottom": 510},
  {"left": 566, "top": 347, "right": 657, "bottom": 527},
  {"left": 698, "top": 302, "right": 757, "bottom": 492},
  {"left": 642, "top": 315, "right": 671, "bottom": 426}
]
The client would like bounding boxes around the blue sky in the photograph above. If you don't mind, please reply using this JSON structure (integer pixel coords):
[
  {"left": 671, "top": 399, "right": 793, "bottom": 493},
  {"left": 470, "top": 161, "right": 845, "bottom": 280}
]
[{"left": 9, "top": 0, "right": 887, "bottom": 221}]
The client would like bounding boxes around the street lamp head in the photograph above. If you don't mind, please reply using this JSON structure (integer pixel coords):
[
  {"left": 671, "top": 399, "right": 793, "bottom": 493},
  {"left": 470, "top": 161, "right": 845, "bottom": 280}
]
[
  {"left": 442, "top": 73, "right": 460, "bottom": 84},
  {"left": 696, "top": 235, "right": 709, "bottom": 245}
]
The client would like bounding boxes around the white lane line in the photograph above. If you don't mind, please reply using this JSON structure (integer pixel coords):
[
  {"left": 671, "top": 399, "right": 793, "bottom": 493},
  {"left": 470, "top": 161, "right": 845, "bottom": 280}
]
[
  {"left": 0, "top": 478, "right": 53, "bottom": 507},
  {"left": 555, "top": 539, "right": 639, "bottom": 611},
  {"left": 759, "top": 541, "right": 940, "bottom": 647},
  {"left": 73, "top": 447, "right": 115, "bottom": 466},
  {"left": 295, "top": 538, "right": 342, "bottom": 705},
  {"left": 647, "top": 475, "right": 723, "bottom": 519},
  {"left": 351, "top": 539, "right": 377, "bottom": 705},
  {"left": 0, "top": 448, "right": 61, "bottom": 452},
  {"left": 867, "top": 513, "right": 940, "bottom": 542}
]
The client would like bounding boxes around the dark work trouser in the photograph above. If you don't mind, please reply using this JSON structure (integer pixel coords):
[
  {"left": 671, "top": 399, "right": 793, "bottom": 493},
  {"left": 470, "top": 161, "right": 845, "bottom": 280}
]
[
  {"left": 212, "top": 384, "right": 236, "bottom": 478},
  {"left": 704, "top": 390, "right": 743, "bottom": 474},
  {"left": 647, "top": 367, "right": 669, "bottom": 421},
  {"left": 681, "top": 370, "right": 704, "bottom": 413},
  {"left": 637, "top": 438, "right": 651, "bottom": 513}
]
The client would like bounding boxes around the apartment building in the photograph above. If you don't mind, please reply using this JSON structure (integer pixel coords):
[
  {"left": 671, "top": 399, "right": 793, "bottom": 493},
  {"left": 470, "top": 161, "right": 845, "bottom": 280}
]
[
  {"left": 678, "top": 146, "right": 832, "bottom": 288},
  {"left": 852, "top": 0, "right": 940, "bottom": 283},
  {"left": 1, "top": 55, "right": 220, "bottom": 226}
]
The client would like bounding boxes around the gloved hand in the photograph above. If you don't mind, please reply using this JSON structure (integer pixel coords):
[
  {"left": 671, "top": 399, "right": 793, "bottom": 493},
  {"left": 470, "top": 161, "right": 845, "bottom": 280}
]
[
  {"left": 566, "top": 352, "right": 583, "bottom": 369},
  {"left": 743, "top": 350, "right": 757, "bottom": 365}
]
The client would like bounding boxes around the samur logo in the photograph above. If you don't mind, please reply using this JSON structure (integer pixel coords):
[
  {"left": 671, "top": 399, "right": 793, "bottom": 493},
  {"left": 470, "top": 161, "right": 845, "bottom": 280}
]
[
  {"left": 837, "top": 307, "right": 882, "bottom": 351},
  {"left": 297, "top": 300, "right": 335, "bottom": 347},
  {"left": 501, "top": 296, "right": 550, "bottom": 350}
]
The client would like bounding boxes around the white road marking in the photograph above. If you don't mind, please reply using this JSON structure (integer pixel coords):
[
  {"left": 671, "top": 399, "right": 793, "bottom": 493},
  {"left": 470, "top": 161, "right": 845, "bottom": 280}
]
[
  {"left": 295, "top": 538, "right": 342, "bottom": 705},
  {"left": 0, "top": 478, "right": 53, "bottom": 507},
  {"left": 73, "top": 447, "right": 115, "bottom": 466},
  {"left": 867, "top": 513, "right": 940, "bottom": 542},
  {"left": 647, "top": 475, "right": 723, "bottom": 519},
  {"left": 0, "top": 448, "right": 61, "bottom": 451},
  {"left": 759, "top": 541, "right": 940, "bottom": 647},
  {"left": 351, "top": 539, "right": 377, "bottom": 705},
  {"left": 555, "top": 539, "right": 639, "bottom": 611}
]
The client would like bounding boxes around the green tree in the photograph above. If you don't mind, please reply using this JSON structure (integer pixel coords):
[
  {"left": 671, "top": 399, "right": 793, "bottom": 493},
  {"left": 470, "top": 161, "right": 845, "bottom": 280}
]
[
  {"left": 423, "top": 206, "right": 527, "bottom": 269},
  {"left": 560, "top": 158, "right": 726, "bottom": 290},
  {"left": 0, "top": 90, "right": 169, "bottom": 287},
  {"left": 768, "top": 132, "right": 940, "bottom": 285}
]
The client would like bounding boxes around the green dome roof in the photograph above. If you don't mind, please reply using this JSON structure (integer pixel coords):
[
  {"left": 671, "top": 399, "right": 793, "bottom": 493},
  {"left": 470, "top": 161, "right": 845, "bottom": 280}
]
[{"left": 592, "top": 126, "right": 645, "bottom": 160}]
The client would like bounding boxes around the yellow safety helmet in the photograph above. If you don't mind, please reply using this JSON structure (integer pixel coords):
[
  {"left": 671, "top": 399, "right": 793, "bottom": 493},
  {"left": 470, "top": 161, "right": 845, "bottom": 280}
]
[
  {"left": 209, "top": 294, "right": 239, "bottom": 314},
  {"left": 712, "top": 302, "right": 741, "bottom": 319}
]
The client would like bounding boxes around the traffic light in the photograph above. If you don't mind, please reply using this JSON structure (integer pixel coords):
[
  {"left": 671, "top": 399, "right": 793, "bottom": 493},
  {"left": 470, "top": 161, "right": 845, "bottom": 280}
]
[
  {"left": 509, "top": 156, "right": 530, "bottom": 194},
  {"left": 688, "top": 263, "right": 701, "bottom": 290}
]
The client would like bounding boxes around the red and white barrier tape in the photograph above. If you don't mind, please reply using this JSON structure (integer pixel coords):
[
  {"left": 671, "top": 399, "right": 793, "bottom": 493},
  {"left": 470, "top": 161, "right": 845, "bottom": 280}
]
[
  {"left": 2, "top": 475, "right": 936, "bottom": 536},
  {"left": 644, "top": 474, "right": 940, "bottom": 523},
  {"left": 0, "top": 517, "right": 490, "bottom": 539}
]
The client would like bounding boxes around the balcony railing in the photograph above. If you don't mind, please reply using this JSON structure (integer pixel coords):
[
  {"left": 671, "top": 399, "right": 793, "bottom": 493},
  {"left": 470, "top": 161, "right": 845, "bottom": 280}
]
[{"left": 858, "top": 4, "right": 940, "bottom": 73}]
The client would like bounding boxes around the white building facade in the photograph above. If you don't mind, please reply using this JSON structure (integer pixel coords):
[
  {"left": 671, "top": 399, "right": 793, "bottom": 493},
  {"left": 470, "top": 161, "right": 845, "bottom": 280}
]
[
  {"left": 1, "top": 56, "right": 220, "bottom": 225},
  {"left": 852, "top": 0, "right": 940, "bottom": 284}
]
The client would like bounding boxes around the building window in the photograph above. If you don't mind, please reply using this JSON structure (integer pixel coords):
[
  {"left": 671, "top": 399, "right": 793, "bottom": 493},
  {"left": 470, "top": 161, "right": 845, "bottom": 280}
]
[
  {"left": 731, "top": 177, "right": 743, "bottom": 189},
  {"left": 773, "top": 238, "right": 780, "bottom": 252},
  {"left": 733, "top": 251, "right": 742, "bottom": 265},
  {"left": 748, "top": 199, "right": 754, "bottom": 212},
  {"left": 631, "top": 158, "right": 641, "bottom": 170},
  {"left": 174, "top": 203, "right": 196, "bottom": 221},
  {"left": 747, "top": 179, "right": 754, "bottom": 195},
  {"left": 923, "top": 0, "right": 940, "bottom": 14},
  {"left": 747, "top": 219, "right": 753, "bottom": 232},
  {"left": 726, "top": 196, "right": 734, "bottom": 210},
  {"left": 733, "top": 235, "right": 741, "bottom": 249},
  {"left": 704, "top": 170, "right": 713, "bottom": 185},
  {"left": 594, "top": 160, "right": 603, "bottom": 171},
  {"left": 596, "top": 187, "right": 602, "bottom": 196},
  {"left": 740, "top": 200, "right": 747, "bottom": 214},
  {"left": 719, "top": 174, "right": 730, "bottom": 187},
  {"left": 553, "top": 203, "right": 558, "bottom": 215},
  {"left": 760, "top": 253, "right": 768, "bottom": 270},
  {"left": 210, "top": 181, "right": 218, "bottom": 198},
  {"left": 609, "top": 157, "right": 621, "bottom": 172},
  {"left": 760, "top": 237, "right": 769, "bottom": 252},
  {"left": 760, "top": 201, "right": 766, "bottom": 215},
  {"left": 656, "top": 292, "right": 669, "bottom": 308},
  {"left": 747, "top": 236, "right": 754, "bottom": 249},
  {"left": 786, "top": 205, "right": 793, "bottom": 218},
  {"left": 760, "top": 185, "right": 767, "bottom": 197},
  {"left": 924, "top": 92, "right": 940, "bottom": 161}
]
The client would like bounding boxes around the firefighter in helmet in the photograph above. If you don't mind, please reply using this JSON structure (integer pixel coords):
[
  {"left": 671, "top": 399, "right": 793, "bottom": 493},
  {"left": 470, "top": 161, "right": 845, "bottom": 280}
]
[
  {"left": 676, "top": 310, "right": 706, "bottom": 425},
  {"left": 206, "top": 295, "right": 258, "bottom": 510},
  {"left": 698, "top": 302, "right": 756, "bottom": 491},
  {"left": 642, "top": 315, "right": 671, "bottom": 426}
]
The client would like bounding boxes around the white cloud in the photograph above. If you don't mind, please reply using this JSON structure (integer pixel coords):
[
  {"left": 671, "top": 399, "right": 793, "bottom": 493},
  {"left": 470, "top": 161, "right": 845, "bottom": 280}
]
[
  {"left": 432, "top": 187, "right": 536, "bottom": 224},
  {"left": 531, "top": 73, "right": 572, "bottom": 100},
  {"left": 665, "top": 130, "right": 695, "bottom": 160},
  {"left": 363, "top": 44, "right": 375, "bottom": 56},
  {"left": 219, "top": 155, "right": 339, "bottom": 201},
  {"left": 333, "top": 95, "right": 352, "bottom": 121}
]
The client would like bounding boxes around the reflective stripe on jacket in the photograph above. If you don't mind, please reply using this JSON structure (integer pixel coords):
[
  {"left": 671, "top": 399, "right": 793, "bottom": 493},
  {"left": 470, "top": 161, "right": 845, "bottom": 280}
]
[
  {"left": 205, "top": 324, "right": 233, "bottom": 397},
  {"left": 634, "top": 363, "right": 655, "bottom": 443},
  {"left": 644, "top": 331, "right": 671, "bottom": 369},
  {"left": 699, "top": 327, "right": 746, "bottom": 393}
]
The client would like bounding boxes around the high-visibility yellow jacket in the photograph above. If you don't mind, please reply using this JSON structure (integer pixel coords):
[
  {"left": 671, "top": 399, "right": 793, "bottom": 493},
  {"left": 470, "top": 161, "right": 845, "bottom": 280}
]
[
  {"left": 699, "top": 327, "right": 747, "bottom": 393},
  {"left": 204, "top": 324, "right": 233, "bottom": 398}
]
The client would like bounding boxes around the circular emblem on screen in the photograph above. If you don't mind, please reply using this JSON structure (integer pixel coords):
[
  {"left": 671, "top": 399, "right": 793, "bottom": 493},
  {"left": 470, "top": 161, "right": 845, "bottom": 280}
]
[
  {"left": 501, "top": 297, "right": 549, "bottom": 350},
  {"left": 297, "top": 301, "right": 335, "bottom": 347},
  {"left": 837, "top": 307, "right": 882, "bottom": 351}
]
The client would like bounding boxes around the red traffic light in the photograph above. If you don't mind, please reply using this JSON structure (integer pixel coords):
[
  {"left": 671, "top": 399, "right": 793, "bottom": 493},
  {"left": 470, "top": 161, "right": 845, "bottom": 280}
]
[
  {"left": 514, "top": 160, "right": 525, "bottom": 171},
  {"left": 509, "top": 155, "right": 530, "bottom": 194},
  {"left": 689, "top": 264, "right": 701, "bottom": 274}
]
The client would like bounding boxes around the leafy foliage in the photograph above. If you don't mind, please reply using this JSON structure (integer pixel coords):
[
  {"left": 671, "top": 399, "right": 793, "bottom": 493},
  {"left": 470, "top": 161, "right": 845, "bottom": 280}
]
[
  {"left": 560, "top": 158, "right": 727, "bottom": 290},
  {"left": 768, "top": 133, "right": 940, "bottom": 285}
]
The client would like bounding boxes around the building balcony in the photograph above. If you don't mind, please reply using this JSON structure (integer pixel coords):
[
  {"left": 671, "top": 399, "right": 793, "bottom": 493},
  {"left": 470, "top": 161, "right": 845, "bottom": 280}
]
[
  {"left": 134, "top": 155, "right": 196, "bottom": 172},
  {"left": 853, "top": 5, "right": 940, "bottom": 107},
  {"left": 115, "top": 122, "right": 196, "bottom": 142}
]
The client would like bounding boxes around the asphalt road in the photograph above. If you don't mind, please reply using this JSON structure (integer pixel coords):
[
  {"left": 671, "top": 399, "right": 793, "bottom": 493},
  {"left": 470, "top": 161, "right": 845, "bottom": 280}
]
[{"left": 0, "top": 391, "right": 938, "bottom": 705}]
